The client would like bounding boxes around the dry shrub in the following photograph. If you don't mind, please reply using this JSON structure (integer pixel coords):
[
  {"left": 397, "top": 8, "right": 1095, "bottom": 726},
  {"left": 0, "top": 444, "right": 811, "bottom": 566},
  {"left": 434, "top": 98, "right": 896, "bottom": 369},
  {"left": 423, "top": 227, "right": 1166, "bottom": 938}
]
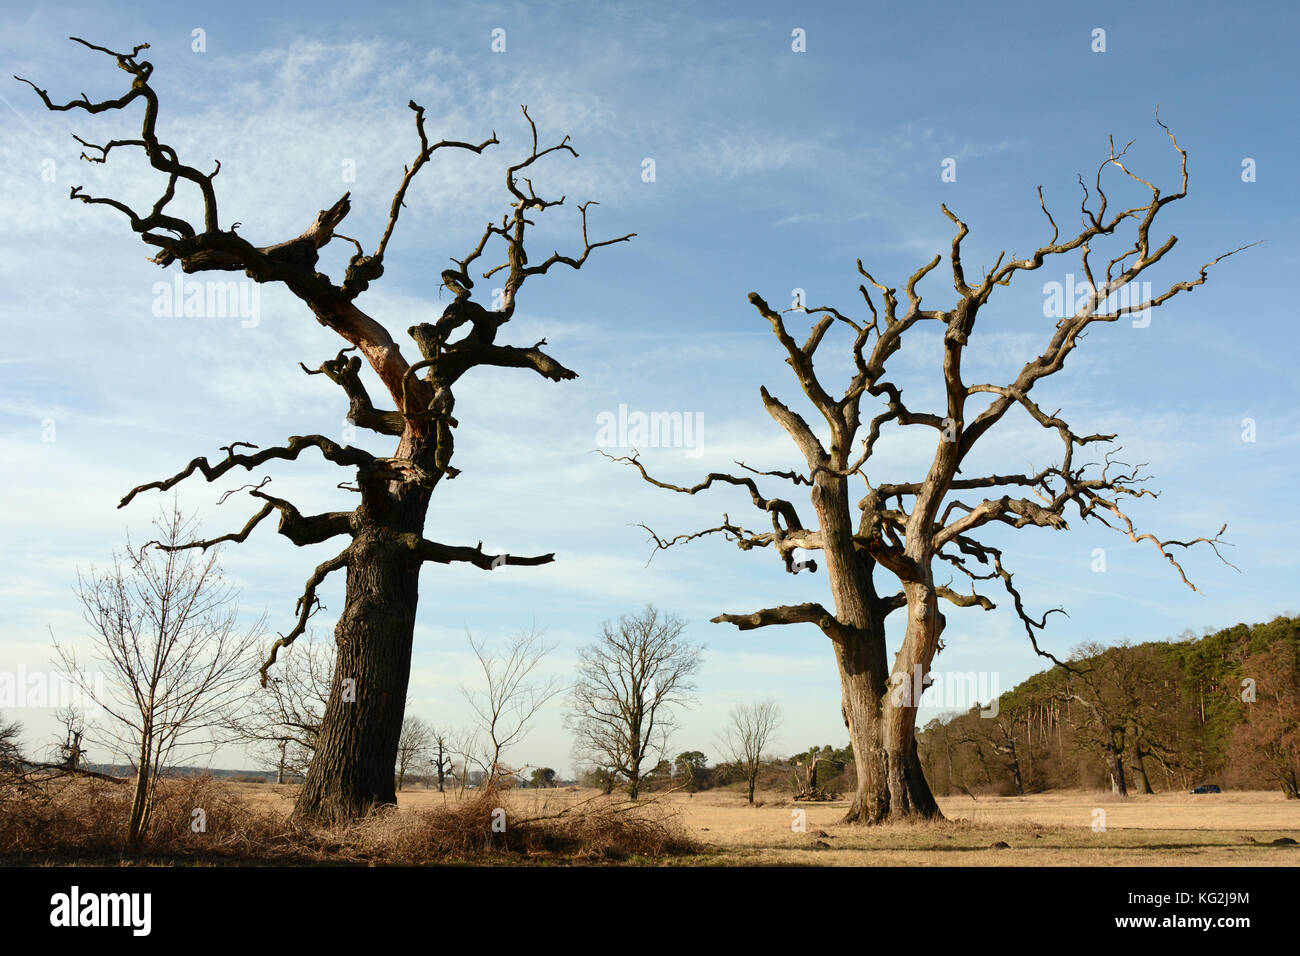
[
  {"left": 342, "top": 785, "right": 697, "bottom": 863},
  {"left": 141, "top": 775, "right": 305, "bottom": 858},
  {"left": 543, "top": 803, "right": 697, "bottom": 861},
  {"left": 0, "top": 773, "right": 127, "bottom": 857},
  {"left": 0, "top": 772, "right": 303, "bottom": 862},
  {"left": 0, "top": 773, "right": 696, "bottom": 865}
]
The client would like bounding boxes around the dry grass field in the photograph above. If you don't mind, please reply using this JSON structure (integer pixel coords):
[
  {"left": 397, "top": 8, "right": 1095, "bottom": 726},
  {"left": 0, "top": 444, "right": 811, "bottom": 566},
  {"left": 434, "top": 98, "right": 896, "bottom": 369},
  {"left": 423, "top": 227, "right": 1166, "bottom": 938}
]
[
  {"left": 231, "top": 782, "right": 1300, "bottom": 866},
  {"left": 5, "top": 775, "right": 1297, "bottom": 865}
]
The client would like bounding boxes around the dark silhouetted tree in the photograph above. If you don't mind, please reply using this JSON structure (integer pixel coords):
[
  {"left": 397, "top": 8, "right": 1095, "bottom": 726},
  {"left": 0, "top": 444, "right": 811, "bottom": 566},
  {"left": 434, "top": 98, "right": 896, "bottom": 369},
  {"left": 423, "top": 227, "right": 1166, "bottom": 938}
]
[{"left": 18, "top": 38, "right": 632, "bottom": 823}]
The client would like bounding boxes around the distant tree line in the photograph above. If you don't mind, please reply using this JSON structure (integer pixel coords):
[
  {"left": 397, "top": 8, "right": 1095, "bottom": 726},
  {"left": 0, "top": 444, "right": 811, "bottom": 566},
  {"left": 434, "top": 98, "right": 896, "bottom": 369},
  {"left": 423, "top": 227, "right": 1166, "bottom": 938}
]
[
  {"left": 614, "top": 614, "right": 1298, "bottom": 802},
  {"left": 917, "top": 615, "right": 1300, "bottom": 798}
]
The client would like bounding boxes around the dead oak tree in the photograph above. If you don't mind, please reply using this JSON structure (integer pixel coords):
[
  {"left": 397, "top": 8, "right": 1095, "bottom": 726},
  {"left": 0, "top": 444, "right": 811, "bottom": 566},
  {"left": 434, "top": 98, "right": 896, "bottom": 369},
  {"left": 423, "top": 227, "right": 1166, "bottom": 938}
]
[
  {"left": 429, "top": 727, "right": 456, "bottom": 793},
  {"left": 611, "top": 117, "right": 1245, "bottom": 823},
  {"left": 19, "top": 38, "right": 632, "bottom": 823}
]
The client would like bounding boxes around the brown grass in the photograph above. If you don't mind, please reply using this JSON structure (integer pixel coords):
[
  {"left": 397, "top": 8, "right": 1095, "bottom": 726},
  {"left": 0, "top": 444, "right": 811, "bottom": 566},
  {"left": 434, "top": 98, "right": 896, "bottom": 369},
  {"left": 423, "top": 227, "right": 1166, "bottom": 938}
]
[
  {"left": 0, "top": 774, "right": 306, "bottom": 863},
  {"left": 0, "top": 773, "right": 696, "bottom": 865},
  {"left": 642, "top": 786, "right": 1300, "bottom": 866},
  {"left": 5, "top": 774, "right": 1297, "bottom": 866}
]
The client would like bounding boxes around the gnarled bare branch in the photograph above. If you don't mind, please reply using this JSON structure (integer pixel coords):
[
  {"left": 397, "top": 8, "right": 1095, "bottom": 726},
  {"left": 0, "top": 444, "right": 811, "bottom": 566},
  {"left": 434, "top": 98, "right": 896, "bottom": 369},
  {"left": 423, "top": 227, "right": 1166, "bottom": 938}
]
[
  {"left": 117, "top": 436, "right": 380, "bottom": 509},
  {"left": 407, "top": 537, "right": 554, "bottom": 570},
  {"left": 301, "top": 348, "right": 405, "bottom": 436},
  {"left": 260, "top": 547, "right": 350, "bottom": 686},
  {"left": 711, "top": 603, "right": 843, "bottom": 642}
]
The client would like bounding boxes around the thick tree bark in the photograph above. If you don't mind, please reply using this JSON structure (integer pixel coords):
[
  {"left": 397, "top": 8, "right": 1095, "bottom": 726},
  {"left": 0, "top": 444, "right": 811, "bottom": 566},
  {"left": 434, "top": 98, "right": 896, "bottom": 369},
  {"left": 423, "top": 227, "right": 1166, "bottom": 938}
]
[
  {"left": 818, "top": 475, "right": 942, "bottom": 824},
  {"left": 1106, "top": 742, "right": 1129, "bottom": 797},
  {"left": 836, "top": 635, "right": 888, "bottom": 823},
  {"left": 1283, "top": 767, "right": 1298, "bottom": 800},
  {"left": 838, "top": 647, "right": 940, "bottom": 823},
  {"left": 626, "top": 764, "right": 642, "bottom": 806},
  {"left": 1133, "top": 743, "right": 1154, "bottom": 794},
  {"left": 294, "top": 522, "right": 424, "bottom": 823},
  {"left": 1008, "top": 744, "right": 1025, "bottom": 796}
]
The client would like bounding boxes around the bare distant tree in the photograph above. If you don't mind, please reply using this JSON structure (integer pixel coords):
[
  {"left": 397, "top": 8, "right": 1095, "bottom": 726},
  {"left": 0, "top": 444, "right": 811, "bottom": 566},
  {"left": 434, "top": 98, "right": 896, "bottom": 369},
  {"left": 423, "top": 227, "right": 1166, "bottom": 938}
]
[
  {"left": 227, "top": 636, "right": 333, "bottom": 783},
  {"left": 981, "top": 712, "right": 1028, "bottom": 796},
  {"left": 429, "top": 728, "right": 456, "bottom": 793},
  {"left": 6, "top": 707, "right": 123, "bottom": 785},
  {"left": 450, "top": 727, "right": 482, "bottom": 796},
  {"left": 952, "top": 709, "right": 1028, "bottom": 796},
  {"left": 566, "top": 606, "right": 702, "bottom": 800},
  {"left": 56, "top": 502, "right": 262, "bottom": 844},
  {"left": 460, "top": 627, "right": 563, "bottom": 787},
  {"left": 50, "top": 705, "right": 87, "bottom": 772},
  {"left": 717, "top": 699, "right": 782, "bottom": 804},
  {"left": 396, "top": 715, "right": 434, "bottom": 791}
]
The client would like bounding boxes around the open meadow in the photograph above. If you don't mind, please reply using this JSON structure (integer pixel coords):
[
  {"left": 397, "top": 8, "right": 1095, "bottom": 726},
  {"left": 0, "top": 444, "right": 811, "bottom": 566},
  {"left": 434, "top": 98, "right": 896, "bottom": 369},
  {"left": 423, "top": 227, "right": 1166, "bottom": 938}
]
[{"left": 226, "top": 783, "right": 1300, "bottom": 866}]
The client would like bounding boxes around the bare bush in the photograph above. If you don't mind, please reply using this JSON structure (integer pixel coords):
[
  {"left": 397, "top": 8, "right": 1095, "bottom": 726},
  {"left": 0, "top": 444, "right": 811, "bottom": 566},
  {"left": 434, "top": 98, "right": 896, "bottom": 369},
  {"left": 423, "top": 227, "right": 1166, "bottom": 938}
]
[
  {"left": 351, "top": 783, "right": 697, "bottom": 863},
  {"left": 56, "top": 501, "right": 263, "bottom": 844},
  {"left": 460, "top": 626, "right": 564, "bottom": 787},
  {"left": 716, "top": 699, "right": 782, "bottom": 804}
]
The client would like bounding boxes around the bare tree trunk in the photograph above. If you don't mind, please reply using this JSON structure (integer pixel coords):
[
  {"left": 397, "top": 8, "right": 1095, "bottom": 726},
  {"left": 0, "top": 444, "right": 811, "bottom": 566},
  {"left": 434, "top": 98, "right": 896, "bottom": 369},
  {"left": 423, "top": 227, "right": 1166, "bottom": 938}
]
[
  {"left": 127, "top": 751, "right": 150, "bottom": 846},
  {"left": 1106, "top": 743, "right": 1129, "bottom": 797},
  {"left": 837, "top": 636, "right": 889, "bottom": 823},
  {"left": 819, "top": 477, "right": 941, "bottom": 825},
  {"left": 294, "top": 527, "right": 423, "bottom": 823},
  {"left": 831, "top": 613, "right": 940, "bottom": 823},
  {"left": 1133, "top": 744, "right": 1154, "bottom": 794},
  {"left": 127, "top": 719, "right": 156, "bottom": 846},
  {"left": 1008, "top": 746, "right": 1025, "bottom": 795}
]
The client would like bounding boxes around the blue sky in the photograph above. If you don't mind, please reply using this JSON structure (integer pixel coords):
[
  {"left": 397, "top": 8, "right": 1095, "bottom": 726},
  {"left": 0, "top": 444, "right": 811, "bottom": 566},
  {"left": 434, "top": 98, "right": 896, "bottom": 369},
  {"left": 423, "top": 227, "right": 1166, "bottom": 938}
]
[{"left": 1, "top": 0, "right": 1296, "bottom": 775}]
